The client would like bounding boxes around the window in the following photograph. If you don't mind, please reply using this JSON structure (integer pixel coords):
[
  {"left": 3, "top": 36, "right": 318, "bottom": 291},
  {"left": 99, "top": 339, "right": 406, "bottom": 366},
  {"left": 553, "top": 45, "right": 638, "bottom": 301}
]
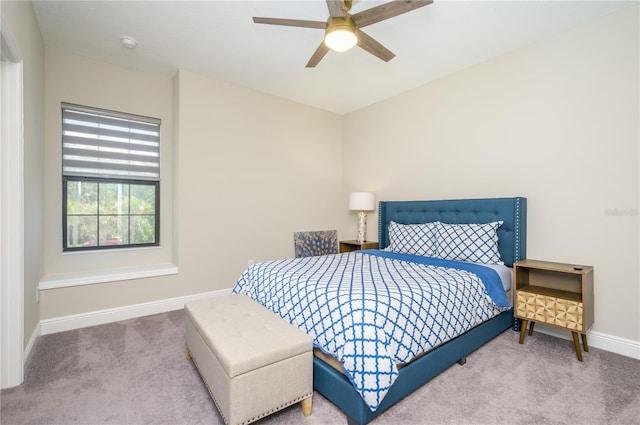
[{"left": 62, "top": 103, "right": 160, "bottom": 251}]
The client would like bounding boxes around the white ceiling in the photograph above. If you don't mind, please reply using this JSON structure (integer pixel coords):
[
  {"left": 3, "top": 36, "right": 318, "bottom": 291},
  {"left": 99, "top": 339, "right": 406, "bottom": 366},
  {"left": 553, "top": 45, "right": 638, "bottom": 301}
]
[{"left": 32, "top": 0, "right": 635, "bottom": 114}]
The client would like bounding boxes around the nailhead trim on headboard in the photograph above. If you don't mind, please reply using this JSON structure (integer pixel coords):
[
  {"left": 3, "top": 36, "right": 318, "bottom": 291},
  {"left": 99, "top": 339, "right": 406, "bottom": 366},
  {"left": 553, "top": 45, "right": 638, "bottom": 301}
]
[
  {"left": 514, "top": 198, "right": 521, "bottom": 262},
  {"left": 378, "top": 201, "right": 383, "bottom": 247}
]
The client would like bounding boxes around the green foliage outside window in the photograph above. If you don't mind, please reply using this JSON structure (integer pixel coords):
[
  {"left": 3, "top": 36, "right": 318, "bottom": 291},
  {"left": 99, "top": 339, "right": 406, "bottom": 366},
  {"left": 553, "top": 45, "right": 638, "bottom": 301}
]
[{"left": 65, "top": 179, "right": 158, "bottom": 250}]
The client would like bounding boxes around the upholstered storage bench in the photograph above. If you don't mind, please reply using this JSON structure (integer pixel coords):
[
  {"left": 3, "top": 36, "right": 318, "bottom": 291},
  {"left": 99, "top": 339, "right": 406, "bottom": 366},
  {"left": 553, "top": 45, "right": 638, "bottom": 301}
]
[{"left": 184, "top": 294, "right": 313, "bottom": 425}]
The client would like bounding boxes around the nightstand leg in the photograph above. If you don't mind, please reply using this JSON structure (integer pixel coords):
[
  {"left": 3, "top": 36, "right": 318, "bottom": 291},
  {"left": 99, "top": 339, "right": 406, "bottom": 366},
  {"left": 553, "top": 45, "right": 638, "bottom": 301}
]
[
  {"left": 581, "top": 333, "right": 589, "bottom": 352},
  {"left": 519, "top": 320, "right": 528, "bottom": 344},
  {"left": 572, "top": 332, "right": 583, "bottom": 362},
  {"left": 528, "top": 321, "right": 535, "bottom": 336}
]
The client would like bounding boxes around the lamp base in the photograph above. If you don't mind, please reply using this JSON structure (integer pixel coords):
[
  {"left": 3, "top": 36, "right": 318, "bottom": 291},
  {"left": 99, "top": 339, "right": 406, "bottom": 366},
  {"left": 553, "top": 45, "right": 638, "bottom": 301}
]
[{"left": 356, "top": 211, "right": 367, "bottom": 243}]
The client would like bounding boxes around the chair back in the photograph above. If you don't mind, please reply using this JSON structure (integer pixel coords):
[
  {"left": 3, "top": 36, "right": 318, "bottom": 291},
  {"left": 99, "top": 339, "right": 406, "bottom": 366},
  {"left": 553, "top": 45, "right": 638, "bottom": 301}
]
[{"left": 294, "top": 230, "right": 338, "bottom": 258}]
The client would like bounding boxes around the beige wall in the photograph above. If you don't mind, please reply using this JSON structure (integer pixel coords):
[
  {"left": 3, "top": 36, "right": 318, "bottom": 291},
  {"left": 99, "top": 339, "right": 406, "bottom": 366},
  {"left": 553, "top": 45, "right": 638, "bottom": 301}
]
[
  {"left": 342, "top": 6, "right": 639, "bottom": 341},
  {"left": 39, "top": 48, "right": 177, "bottom": 318},
  {"left": 39, "top": 59, "right": 343, "bottom": 318},
  {"left": 2, "top": 0, "right": 45, "bottom": 348},
  {"left": 43, "top": 48, "right": 175, "bottom": 275},
  {"left": 174, "top": 69, "right": 343, "bottom": 289}
]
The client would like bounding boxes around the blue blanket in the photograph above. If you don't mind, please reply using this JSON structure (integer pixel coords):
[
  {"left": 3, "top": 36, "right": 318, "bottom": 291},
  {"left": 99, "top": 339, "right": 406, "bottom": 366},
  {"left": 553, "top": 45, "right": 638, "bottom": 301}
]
[
  {"left": 365, "top": 250, "right": 510, "bottom": 308},
  {"left": 232, "top": 251, "right": 508, "bottom": 411}
]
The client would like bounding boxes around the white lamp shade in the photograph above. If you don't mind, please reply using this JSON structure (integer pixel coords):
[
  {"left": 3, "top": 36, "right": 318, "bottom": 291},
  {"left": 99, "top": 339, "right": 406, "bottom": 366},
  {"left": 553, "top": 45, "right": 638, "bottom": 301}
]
[
  {"left": 349, "top": 192, "right": 375, "bottom": 211},
  {"left": 324, "top": 28, "right": 357, "bottom": 52}
]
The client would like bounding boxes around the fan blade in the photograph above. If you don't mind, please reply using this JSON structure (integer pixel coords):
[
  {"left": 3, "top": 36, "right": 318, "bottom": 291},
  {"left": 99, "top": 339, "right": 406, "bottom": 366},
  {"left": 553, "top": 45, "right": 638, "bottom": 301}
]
[
  {"left": 306, "top": 42, "right": 331, "bottom": 68},
  {"left": 326, "top": 0, "right": 347, "bottom": 18},
  {"left": 253, "top": 17, "right": 326, "bottom": 29},
  {"left": 357, "top": 30, "right": 395, "bottom": 62},
  {"left": 352, "top": 0, "right": 432, "bottom": 28}
]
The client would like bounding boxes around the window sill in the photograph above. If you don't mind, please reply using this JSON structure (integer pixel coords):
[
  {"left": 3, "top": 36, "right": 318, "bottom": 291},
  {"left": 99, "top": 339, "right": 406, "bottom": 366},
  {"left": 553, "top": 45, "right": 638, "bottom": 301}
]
[{"left": 38, "top": 264, "right": 178, "bottom": 291}]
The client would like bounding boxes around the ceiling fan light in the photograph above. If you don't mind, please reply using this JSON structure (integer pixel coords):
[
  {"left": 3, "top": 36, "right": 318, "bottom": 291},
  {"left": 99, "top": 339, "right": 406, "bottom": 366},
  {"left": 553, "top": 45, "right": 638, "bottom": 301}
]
[
  {"left": 325, "top": 28, "right": 357, "bottom": 52},
  {"left": 324, "top": 17, "right": 358, "bottom": 52}
]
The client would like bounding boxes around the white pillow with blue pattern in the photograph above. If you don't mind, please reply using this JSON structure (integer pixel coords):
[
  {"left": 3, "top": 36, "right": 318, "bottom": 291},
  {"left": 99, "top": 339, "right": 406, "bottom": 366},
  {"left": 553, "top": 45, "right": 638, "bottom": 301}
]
[
  {"left": 435, "top": 221, "right": 504, "bottom": 265},
  {"left": 388, "top": 221, "right": 439, "bottom": 257}
]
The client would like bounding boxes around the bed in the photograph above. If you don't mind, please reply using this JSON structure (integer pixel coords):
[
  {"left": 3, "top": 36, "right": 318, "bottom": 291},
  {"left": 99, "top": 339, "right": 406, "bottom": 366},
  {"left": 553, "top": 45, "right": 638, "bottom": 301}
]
[{"left": 233, "top": 197, "right": 527, "bottom": 425}]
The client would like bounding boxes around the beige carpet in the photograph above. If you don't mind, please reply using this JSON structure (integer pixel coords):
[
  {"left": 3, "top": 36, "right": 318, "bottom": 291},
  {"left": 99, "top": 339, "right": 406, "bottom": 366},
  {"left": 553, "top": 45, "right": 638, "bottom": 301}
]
[{"left": 1, "top": 310, "right": 639, "bottom": 425}]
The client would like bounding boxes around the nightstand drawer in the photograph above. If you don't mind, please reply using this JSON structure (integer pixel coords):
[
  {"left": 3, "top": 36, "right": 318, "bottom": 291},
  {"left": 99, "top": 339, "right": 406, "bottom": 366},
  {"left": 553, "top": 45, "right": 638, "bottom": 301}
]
[{"left": 515, "top": 290, "right": 584, "bottom": 331}]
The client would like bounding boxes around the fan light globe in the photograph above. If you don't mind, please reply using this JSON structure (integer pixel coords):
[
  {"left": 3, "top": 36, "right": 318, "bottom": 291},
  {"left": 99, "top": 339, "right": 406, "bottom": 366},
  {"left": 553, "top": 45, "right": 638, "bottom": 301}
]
[{"left": 325, "top": 28, "right": 357, "bottom": 52}]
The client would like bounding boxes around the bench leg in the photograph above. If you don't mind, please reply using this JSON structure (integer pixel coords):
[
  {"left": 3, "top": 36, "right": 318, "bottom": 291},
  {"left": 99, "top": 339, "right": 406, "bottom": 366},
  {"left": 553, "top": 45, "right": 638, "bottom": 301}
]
[
  {"left": 301, "top": 396, "right": 312, "bottom": 417},
  {"left": 186, "top": 348, "right": 192, "bottom": 361}
]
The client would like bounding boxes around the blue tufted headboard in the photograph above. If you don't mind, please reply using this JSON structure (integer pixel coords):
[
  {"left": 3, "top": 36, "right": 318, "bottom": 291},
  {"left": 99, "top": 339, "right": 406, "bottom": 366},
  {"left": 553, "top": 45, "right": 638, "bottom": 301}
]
[{"left": 378, "top": 197, "right": 527, "bottom": 267}]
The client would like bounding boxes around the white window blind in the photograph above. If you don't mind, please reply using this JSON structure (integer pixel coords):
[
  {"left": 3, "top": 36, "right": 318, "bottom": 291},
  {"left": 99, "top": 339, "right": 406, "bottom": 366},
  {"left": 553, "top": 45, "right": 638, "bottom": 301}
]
[{"left": 62, "top": 103, "right": 160, "bottom": 181}]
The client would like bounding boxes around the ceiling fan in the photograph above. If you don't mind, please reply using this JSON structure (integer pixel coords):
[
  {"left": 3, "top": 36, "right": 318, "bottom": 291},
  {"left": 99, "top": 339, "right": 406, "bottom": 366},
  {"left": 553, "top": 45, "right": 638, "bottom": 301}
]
[{"left": 253, "top": 0, "right": 433, "bottom": 68}]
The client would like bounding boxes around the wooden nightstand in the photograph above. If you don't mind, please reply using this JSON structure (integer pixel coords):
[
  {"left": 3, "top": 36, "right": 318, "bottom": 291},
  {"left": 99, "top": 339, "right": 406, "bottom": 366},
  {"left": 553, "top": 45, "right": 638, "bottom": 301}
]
[
  {"left": 514, "top": 259, "right": 594, "bottom": 361},
  {"left": 339, "top": 240, "right": 379, "bottom": 253}
]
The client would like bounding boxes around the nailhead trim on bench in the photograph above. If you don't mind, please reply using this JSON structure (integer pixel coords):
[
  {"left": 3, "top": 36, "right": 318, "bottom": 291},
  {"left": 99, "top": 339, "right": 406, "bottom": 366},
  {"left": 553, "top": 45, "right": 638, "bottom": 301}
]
[{"left": 187, "top": 345, "right": 312, "bottom": 425}]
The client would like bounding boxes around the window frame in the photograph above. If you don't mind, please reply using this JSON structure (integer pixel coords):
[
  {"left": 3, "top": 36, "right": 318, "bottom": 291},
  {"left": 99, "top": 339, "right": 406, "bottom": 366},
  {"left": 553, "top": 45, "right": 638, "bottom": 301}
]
[{"left": 62, "top": 176, "right": 160, "bottom": 252}]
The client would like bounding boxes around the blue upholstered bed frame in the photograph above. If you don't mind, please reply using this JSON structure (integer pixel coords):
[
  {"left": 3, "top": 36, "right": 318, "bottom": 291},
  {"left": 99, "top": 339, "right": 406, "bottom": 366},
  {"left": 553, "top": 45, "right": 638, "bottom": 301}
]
[{"left": 313, "top": 197, "right": 527, "bottom": 425}]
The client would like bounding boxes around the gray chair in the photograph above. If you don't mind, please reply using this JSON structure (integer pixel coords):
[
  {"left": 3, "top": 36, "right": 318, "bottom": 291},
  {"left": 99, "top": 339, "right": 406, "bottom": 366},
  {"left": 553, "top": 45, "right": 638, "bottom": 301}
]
[{"left": 294, "top": 230, "right": 339, "bottom": 258}]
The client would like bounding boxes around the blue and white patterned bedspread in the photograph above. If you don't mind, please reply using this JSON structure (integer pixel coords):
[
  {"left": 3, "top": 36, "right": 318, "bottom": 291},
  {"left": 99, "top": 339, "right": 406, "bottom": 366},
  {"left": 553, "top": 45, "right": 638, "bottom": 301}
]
[{"left": 231, "top": 250, "right": 509, "bottom": 411}]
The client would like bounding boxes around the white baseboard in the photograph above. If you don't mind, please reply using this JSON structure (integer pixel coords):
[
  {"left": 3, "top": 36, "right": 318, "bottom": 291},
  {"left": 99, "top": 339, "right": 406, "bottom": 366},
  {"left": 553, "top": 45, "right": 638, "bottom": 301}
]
[
  {"left": 24, "top": 321, "right": 40, "bottom": 367},
  {"left": 23, "top": 290, "right": 231, "bottom": 367},
  {"left": 31, "top": 293, "right": 639, "bottom": 362},
  {"left": 530, "top": 323, "right": 640, "bottom": 360},
  {"left": 39, "top": 289, "right": 231, "bottom": 336}
]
